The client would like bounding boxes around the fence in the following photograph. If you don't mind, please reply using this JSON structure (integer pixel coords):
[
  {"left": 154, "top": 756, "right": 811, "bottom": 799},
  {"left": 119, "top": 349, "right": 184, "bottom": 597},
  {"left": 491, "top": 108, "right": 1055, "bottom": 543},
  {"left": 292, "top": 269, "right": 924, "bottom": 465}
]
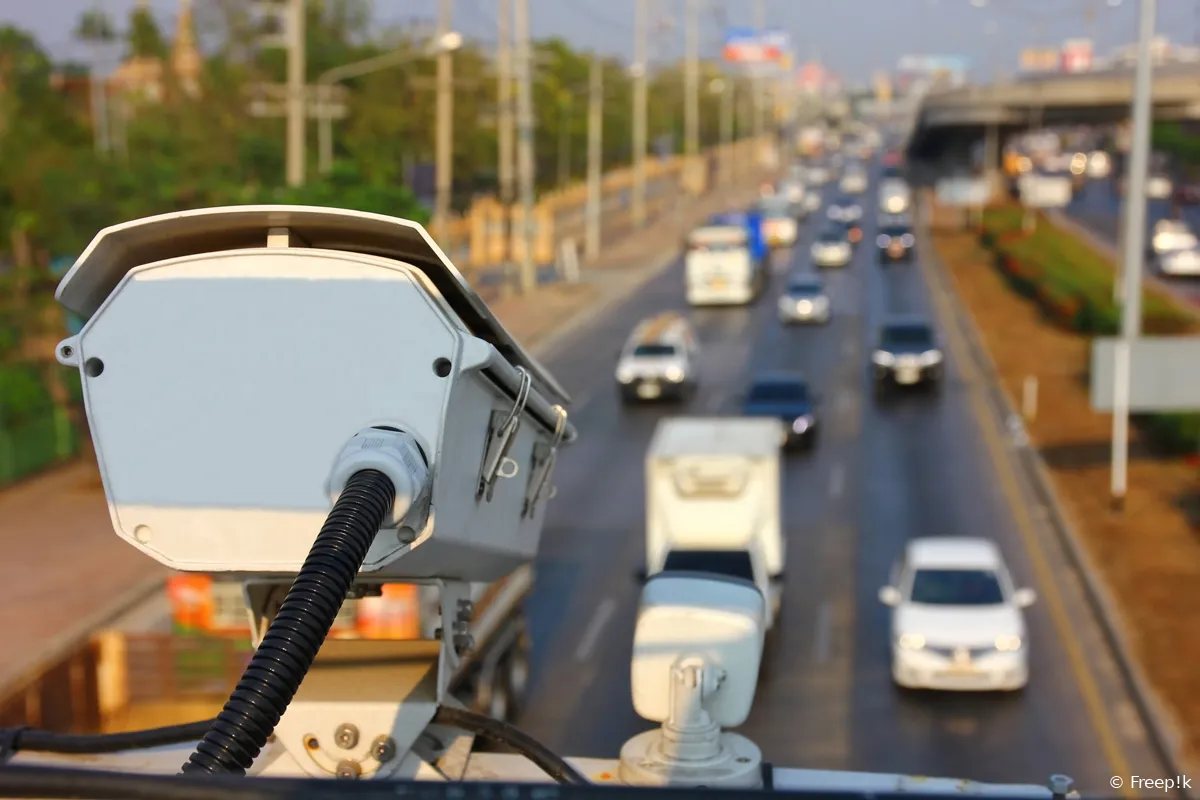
[{"left": 0, "top": 638, "right": 100, "bottom": 732}]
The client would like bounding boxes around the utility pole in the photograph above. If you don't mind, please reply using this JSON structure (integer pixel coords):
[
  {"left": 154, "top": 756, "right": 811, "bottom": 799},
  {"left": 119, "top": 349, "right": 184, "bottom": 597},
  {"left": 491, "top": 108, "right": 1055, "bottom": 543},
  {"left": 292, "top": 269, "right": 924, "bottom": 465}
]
[
  {"left": 497, "top": 0, "right": 514, "bottom": 206},
  {"left": 434, "top": 0, "right": 455, "bottom": 238},
  {"left": 754, "top": 0, "right": 766, "bottom": 141},
  {"left": 1110, "top": 0, "right": 1158, "bottom": 511},
  {"left": 285, "top": 0, "right": 306, "bottom": 187},
  {"left": 720, "top": 80, "right": 733, "bottom": 184},
  {"left": 515, "top": 0, "right": 538, "bottom": 294},
  {"left": 497, "top": 0, "right": 515, "bottom": 291},
  {"left": 684, "top": 0, "right": 700, "bottom": 157},
  {"left": 586, "top": 57, "right": 603, "bottom": 260},
  {"left": 632, "top": 0, "right": 649, "bottom": 228}
]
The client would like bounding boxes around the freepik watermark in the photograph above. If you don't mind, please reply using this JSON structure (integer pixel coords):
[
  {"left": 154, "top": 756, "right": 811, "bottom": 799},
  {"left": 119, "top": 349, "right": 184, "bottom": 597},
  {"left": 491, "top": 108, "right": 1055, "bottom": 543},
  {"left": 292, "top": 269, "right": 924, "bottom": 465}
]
[{"left": 1109, "top": 775, "right": 1192, "bottom": 792}]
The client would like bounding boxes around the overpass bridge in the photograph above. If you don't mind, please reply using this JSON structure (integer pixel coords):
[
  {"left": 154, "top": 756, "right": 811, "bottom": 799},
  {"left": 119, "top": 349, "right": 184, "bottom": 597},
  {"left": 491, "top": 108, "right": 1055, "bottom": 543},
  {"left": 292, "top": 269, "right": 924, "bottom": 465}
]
[{"left": 905, "top": 64, "right": 1200, "bottom": 179}]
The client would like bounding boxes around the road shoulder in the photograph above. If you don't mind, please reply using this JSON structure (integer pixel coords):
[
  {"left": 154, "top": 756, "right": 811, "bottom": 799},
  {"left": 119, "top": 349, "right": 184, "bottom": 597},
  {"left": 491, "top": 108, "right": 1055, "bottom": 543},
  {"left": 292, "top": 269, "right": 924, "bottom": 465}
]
[{"left": 924, "top": 199, "right": 1200, "bottom": 781}]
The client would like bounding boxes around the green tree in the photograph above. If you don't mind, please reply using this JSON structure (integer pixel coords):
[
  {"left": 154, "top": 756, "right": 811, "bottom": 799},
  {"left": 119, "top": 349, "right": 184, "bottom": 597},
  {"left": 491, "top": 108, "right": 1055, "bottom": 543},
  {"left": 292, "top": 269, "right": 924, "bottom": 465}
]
[{"left": 126, "top": 6, "right": 167, "bottom": 59}]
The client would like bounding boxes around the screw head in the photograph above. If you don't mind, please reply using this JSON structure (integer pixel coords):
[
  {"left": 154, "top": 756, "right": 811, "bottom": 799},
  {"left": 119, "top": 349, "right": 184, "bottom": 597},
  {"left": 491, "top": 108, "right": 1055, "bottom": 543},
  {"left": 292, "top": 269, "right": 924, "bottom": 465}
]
[
  {"left": 334, "top": 723, "right": 359, "bottom": 750},
  {"left": 371, "top": 735, "right": 397, "bottom": 763},
  {"left": 335, "top": 759, "right": 361, "bottom": 779}
]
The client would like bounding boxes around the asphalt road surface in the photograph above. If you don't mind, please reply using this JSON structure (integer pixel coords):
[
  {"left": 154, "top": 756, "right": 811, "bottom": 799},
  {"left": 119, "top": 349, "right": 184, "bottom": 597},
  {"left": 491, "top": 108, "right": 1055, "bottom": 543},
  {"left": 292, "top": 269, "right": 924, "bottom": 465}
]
[
  {"left": 1066, "top": 175, "right": 1200, "bottom": 305},
  {"left": 517, "top": 164, "right": 1171, "bottom": 793}
]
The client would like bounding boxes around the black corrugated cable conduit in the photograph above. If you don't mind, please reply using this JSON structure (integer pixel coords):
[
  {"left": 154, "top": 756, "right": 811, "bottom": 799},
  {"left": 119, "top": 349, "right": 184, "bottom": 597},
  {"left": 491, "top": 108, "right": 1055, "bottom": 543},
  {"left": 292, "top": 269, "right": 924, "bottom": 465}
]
[{"left": 180, "top": 469, "right": 396, "bottom": 776}]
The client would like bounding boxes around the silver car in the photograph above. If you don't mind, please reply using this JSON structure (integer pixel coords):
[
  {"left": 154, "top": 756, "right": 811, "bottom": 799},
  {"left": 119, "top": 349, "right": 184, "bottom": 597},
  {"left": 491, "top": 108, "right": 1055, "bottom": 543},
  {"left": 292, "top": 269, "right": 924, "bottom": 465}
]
[{"left": 778, "top": 275, "right": 831, "bottom": 324}]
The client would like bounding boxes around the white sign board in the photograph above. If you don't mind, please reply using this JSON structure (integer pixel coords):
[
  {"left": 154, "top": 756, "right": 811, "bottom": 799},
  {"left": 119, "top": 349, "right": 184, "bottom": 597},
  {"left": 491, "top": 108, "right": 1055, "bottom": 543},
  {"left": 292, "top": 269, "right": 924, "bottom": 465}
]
[
  {"left": 1018, "top": 175, "right": 1073, "bottom": 208},
  {"left": 1090, "top": 337, "right": 1200, "bottom": 412},
  {"left": 935, "top": 177, "right": 990, "bottom": 208}
]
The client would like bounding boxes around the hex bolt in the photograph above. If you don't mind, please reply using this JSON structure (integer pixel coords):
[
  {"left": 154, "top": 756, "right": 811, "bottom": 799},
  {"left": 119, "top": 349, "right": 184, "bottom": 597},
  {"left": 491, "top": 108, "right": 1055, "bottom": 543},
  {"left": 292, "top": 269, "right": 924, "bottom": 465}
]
[
  {"left": 371, "top": 735, "right": 397, "bottom": 764},
  {"left": 334, "top": 723, "right": 359, "bottom": 750},
  {"left": 1048, "top": 774, "right": 1073, "bottom": 799},
  {"left": 335, "top": 759, "right": 362, "bottom": 779}
]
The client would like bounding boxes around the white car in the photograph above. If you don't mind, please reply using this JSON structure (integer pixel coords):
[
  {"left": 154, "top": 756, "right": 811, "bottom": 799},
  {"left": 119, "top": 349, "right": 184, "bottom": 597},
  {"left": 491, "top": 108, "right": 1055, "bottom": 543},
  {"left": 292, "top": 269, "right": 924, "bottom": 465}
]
[
  {"left": 1151, "top": 219, "right": 1198, "bottom": 256},
  {"left": 811, "top": 229, "right": 852, "bottom": 268},
  {"left": 879, "top": 537, "right": 1036, "bottom": 692},
  {"left": 840, "top": 170, "right": 868, "bottom": 195},
  {"left": 1146, "top": 175, "right": 1173, "bottom": 200},
  {"left": 1159, "top": 247, "right": 1200, "bottom": 276},
  {"left": 777, "top": 274, "right": 831, "bottom": 324},
  {"left": 1086, "top": 150, "right": 1111, "bottom": 179}
]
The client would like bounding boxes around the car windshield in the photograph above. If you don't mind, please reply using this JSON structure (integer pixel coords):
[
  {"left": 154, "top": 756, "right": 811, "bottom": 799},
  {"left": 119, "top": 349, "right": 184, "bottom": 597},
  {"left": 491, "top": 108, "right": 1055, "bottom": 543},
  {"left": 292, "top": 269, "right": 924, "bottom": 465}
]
[
  {"left": 908, "top": 569, "right": 1006, "bottom": 606},
  {"left": 881, "top": 227, "right": 910, "bottom": 238},
  {"left": 881, "top": 323, "right": 933, "bottom": 348},
  {"left": 834, "top": 197, "right": 856, "bottom": 208},
  {"left": 747, "top": 380, "right": 809, "bottom": 403},
  {"left": 818, "top": 230, "right": 845, "bottom": 243},
  {"left": 632, "top": 343, "right": 676, "bottom": 358},
  {"left": 787, "top": 281, "right": 822, "bottom": 296},
  {"left": 882, "top": 166, "right": 902, "bottom": 179}
]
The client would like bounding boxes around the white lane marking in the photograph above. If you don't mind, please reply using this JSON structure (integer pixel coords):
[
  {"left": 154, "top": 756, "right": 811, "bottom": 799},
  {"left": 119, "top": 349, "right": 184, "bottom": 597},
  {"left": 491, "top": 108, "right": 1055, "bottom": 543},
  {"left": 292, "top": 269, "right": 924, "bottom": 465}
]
[
  {"left": 814, "top": 601, "right": 832, "bottom": 663},
  {"left": 828, "top": 463, "right": 845, "bottom": 499},
  {"left": 575, "top": 597, "right": 616, "bottom": 662},
  {"left": 704, "top": 390, "right": 730, "bottom": 413}
]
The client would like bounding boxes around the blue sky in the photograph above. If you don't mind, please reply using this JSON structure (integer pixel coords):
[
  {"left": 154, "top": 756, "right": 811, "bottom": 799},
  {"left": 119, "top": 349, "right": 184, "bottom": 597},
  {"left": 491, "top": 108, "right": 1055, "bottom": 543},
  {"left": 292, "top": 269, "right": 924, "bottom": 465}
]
[{"left": 0, "top": 0, "right": 1193, "bottom": 84}]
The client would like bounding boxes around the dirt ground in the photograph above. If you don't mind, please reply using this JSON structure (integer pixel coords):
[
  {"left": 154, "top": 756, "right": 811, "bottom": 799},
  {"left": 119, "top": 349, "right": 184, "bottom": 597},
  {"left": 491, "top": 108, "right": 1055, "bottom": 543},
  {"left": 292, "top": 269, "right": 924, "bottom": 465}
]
[{"left": 928, "top": 206, "right": 1200, "bottom": 764}]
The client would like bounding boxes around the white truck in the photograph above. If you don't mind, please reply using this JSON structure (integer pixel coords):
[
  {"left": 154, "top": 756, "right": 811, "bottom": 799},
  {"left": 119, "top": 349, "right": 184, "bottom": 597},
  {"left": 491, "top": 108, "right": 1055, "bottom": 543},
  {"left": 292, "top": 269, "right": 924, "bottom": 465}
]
[
  {"left": 640, "top": 417, "right": 785, "bottom": 631},
  {"left": 684, "top": 224, "right": 762, "bottom": 306}
]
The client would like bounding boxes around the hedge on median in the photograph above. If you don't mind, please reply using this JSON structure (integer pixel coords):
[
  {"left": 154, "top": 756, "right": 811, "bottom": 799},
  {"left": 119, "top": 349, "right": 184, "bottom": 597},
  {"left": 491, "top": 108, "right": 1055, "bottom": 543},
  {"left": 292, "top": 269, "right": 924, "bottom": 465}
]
[{"left": 975, "top": 204, "right": 1200, "bottom": 457}]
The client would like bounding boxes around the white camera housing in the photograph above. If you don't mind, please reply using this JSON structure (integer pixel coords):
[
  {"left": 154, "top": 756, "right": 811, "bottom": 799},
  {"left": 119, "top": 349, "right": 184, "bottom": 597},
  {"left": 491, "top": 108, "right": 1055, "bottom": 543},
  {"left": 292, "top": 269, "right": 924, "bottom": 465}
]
[
  {"left": 621, "top": 572, "right": 765, "bottom": 788},
  {"left": 630, "top": 572, "right": 764, "bottom": 727},
  {"left": 53, "top": 206, "right": 576, "bottom": 582}
]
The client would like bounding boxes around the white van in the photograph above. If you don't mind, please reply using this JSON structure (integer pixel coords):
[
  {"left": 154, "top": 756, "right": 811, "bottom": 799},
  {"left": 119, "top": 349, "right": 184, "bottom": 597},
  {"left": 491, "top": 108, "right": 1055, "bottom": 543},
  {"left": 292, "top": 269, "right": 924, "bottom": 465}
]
[
  {"left": 642, "top": 417, "right": 784, "bottom": 629},
  {"left": 615, "top": 313, "right": 700, "bottom": 404}
]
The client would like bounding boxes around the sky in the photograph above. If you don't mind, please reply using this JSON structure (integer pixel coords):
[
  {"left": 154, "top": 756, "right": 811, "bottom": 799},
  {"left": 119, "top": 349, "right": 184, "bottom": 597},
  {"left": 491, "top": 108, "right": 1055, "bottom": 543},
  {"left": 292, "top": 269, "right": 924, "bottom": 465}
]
[{"left": 0, "top": 0, "right": 1196, "bottom": 85}]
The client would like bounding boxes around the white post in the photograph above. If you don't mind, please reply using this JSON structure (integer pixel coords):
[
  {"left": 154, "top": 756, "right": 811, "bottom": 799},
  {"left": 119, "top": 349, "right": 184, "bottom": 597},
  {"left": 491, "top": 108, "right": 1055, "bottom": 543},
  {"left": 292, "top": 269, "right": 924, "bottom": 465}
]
[{"left": 1110, "top": 0, "right": 1157, "bottom": 511}]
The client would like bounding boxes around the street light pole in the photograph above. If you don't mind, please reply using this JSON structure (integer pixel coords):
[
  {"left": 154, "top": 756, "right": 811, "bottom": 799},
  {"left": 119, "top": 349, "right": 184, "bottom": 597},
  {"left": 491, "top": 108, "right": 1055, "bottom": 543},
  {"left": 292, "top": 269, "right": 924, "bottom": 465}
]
[
  {"left": 585, "top": 57, "right": 604, "bottom": 260},
  {"left": 753, "top": 0, "right": 766, "bottom": 141},
  {"left": 632, "top": 0, "right": 649, "bottom": 228},
  {"left": 434, "top": 0, "right": 455, "bottom": 239},
  {"left": 316, "top": 35, "right": 461, "bottom": 175},
  {"left": 285, "top": 0, "right": 306, "bottom": 187},
  {"left": 514, "top": 0, "right": 538, "bottom": 294},
  {"left": 1110, "top": 0, "right": 1157, "bottom": 511},
  {"left": 684, "top": 0, "right": 699, "bottom": 157}
]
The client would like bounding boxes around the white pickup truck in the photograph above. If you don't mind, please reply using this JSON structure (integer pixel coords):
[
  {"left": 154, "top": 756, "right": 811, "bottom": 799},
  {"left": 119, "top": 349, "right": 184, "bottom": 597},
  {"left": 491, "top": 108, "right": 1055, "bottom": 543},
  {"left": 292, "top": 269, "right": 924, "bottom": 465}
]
[{"left": 639, "top": 417, "right": 785, "bottom": 631}]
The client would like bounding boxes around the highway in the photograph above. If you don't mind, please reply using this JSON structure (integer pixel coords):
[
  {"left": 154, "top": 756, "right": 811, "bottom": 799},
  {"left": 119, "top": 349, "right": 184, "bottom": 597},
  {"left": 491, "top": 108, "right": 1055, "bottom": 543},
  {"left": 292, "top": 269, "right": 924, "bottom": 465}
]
[
  {"left": 516, "top": 164, "right": 1170, "bottom": 793},
  {"left": 1066, "top": 174, "right": 1200, "bottom": 305}
]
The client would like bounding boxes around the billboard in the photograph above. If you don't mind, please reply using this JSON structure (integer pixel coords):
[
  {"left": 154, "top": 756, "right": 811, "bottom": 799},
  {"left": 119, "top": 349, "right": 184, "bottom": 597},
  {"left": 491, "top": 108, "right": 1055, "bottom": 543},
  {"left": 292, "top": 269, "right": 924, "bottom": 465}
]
[
  {"left": 723, "top": 28, "right": 790, "bottom": 64},
  {"left": 1061, "top": 39, "right": 1093, "bottom": 73},
  {"left": 1019, "top": 48, "right": 1059, "bottom": 73}
]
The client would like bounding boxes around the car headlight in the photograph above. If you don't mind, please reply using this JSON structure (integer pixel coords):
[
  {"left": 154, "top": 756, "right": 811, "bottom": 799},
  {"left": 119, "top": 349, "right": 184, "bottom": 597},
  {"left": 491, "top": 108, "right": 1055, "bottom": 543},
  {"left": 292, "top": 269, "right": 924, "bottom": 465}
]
[
  {"left": 791, "top": 415, "right": 813, "bottom": 433},
  {"left": 876, "top": 234, "right": 890, "bottom": 247},
  {"left": 897, "top": 633, "right": 925, "bottom": 651},
  {"left": 900, "top": 233, "right": 915, "bottom": 247},
  {"left": 994, "top": 635, "right": 1022, "bottom": 652},
  {"left": 872, "top": 350, "right": 895, "bottom": 366},
  {"left": 664, "top": 365, "right": 685, "bottom": 383},
  {"left": 616, "top": 366, "right": 636, "bottom": 383},
  {"left": 850, "top": 205, "right": 861, "bottom": 216},
  {"left": 919, "top": 349, "right": 942, "bottom": 365},
  {"left": 796, "top": 299, "right": 813, "bottom": 312}
]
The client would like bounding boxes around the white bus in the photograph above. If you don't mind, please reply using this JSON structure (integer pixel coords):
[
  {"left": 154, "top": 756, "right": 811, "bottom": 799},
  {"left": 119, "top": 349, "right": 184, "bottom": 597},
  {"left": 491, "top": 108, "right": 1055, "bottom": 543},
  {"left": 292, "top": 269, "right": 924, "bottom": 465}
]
[{"left": 684, "top": 225, "right": 763, "bottom": 306}]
